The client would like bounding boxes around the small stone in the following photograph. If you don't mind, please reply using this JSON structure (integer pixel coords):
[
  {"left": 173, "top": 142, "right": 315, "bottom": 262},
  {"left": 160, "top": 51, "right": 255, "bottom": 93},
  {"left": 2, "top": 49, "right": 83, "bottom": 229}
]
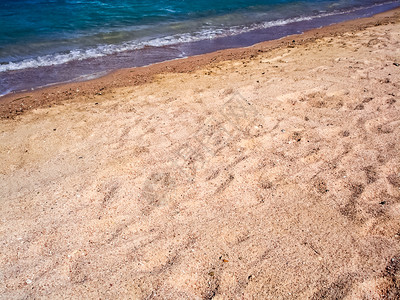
[
  {"left": 354, "top": 104, "right": 364, "bottom": 110},
  {"left": 363, "top": 97, "right": 373, "bottom": 103},
  {"left": 387, "top": 98, "right": 396, "bottom": 105},
  {"left": 26, "top": 279, "right": 32, "bottom": 284}
]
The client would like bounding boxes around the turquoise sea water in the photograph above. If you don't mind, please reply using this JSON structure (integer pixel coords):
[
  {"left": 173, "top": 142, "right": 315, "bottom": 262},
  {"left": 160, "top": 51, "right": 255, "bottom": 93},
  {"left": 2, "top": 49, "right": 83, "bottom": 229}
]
[{"left": 0, "top": 0, "right": 399, "bottom": 95}]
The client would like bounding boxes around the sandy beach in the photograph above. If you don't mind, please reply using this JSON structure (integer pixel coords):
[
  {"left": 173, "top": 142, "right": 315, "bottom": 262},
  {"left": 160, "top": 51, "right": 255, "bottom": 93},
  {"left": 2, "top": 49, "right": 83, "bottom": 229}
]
[{"left": 1, "top": 7, "right": 400, "bottom": 299}]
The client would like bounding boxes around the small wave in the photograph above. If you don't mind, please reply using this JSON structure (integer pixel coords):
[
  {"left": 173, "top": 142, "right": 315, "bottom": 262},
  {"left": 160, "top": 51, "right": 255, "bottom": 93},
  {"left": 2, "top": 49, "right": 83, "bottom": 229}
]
[
  {"left": 0, "top": 1, "right": 396, "bottom": 73},
  {"left": 0, "top": 33, "right": 216, "bottom": 72},
  {"left": 0, "top": 88, "right": 12, "bottom": 97}
]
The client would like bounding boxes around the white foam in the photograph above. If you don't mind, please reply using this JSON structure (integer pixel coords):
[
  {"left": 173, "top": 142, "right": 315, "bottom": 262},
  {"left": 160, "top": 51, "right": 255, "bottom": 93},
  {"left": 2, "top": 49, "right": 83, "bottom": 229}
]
[{"left": 0, "top": 88, "right": 13, "bottom": 97}]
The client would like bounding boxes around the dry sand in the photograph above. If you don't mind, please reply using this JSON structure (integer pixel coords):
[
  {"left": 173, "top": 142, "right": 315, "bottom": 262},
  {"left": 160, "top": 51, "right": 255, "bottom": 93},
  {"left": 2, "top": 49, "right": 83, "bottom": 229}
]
[{"left": 1, "top": 9, "right": 400, "bottom": 299}]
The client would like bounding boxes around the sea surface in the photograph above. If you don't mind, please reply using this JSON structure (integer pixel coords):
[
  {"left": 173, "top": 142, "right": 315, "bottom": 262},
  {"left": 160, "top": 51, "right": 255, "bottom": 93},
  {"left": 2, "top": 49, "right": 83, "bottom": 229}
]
[{"left": 0, "top": 0, "right": 399, "bottom": 96}]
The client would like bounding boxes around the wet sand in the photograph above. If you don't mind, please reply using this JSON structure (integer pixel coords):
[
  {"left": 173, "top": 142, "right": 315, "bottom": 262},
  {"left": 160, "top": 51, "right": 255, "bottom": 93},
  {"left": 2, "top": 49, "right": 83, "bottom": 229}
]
[{"left": 1, "top": 8, "right": 400, "bottom": 299}]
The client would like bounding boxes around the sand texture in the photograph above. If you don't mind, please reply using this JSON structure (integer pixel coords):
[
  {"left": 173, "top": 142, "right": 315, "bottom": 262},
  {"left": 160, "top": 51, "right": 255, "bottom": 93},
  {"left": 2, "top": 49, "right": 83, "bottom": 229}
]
[{"left": 1, "top": 9, "right": 400, "bottom": 299}]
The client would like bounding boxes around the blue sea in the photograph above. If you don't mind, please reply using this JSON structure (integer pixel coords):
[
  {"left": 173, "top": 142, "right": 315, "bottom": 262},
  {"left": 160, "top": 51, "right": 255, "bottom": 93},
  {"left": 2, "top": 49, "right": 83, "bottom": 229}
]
[{"left": 0, "top": 0, "right": 399, "bottom": 95}]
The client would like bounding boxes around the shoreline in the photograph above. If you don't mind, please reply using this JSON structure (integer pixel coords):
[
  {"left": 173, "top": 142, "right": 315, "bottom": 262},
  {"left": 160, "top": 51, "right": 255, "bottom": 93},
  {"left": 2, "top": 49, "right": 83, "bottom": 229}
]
[
  {"left": 1, "top": 6, "right": 399, "bottom": 120},
  {"left": 1, "top": 1, "right": 399, "bottom": 97}
]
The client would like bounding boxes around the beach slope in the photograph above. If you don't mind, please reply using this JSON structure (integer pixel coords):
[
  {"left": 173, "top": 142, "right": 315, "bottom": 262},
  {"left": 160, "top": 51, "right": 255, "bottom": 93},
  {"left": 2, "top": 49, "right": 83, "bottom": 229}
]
[{"left": 1, "top": 10, "right": 400, "bottom": 299}]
